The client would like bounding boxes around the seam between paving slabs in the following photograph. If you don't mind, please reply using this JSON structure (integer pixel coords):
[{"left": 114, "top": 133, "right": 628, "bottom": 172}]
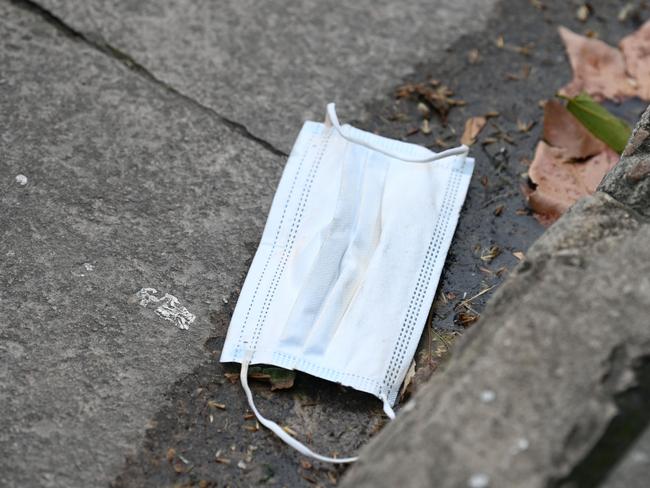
[{"left": 9, "top": 0, "right": 288, "bottom": 158}]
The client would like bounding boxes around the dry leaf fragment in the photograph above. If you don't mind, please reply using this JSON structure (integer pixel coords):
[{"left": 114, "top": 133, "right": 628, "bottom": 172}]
[
  {"left": 166, "top": 448, "right": 176, "bottom": 464},
  {"left": 224, "top": 372, "right": 239, "bottom": 383},
  {"left": 542, "top": 99, "right": 606, "bottom": 159},
  {"left": 618, "top": 3, "right": 636, "bottom": 22},
  {"left": 505, "top": 64, "right": 531, "bottom": 81},
  {"left": 457, "top": 312, "right": 479, "bottom": 327},
  {"left": 207, "top": 400, "right": 226, "bottom": 410},
  {"left": 395, "top": 82, "right": 465, "bottom": 122},
  {"left": 517, "top": 120, "right": 535, "bottom": 133},
  {"left": 496, "top": 35, "right": 505, "bottom": 48},
  {"left": 527, "top": 141, "right": 618, "bottom": 225},
  {"left": 481, "top": 137, "right": 499, "bottom": 146},
  {"left": 480, "top": 246, "right": 501, "bottom": 263},
  {"left": 229, "top": 366, "right": 296, "bottom": 390},
  {"left": 327, "top": 471, "right": 339, "bottom": 485},
  {"left": 494, "top": 205, "right": 505, "bottom": 216},
  {"left": 468, "top": 48, "right": 480, "bottom": 64},
  {"left": 620, "top": 20, "right": 650, "bottom": 101},
  {"left": 558, "top": 26, "right": 637, "bottom": 101},
  {"left": 435, "top": 137, "right": 451, "bottom": 148},
  {"left": 512, "top": 43, "right": 535, "bottom": 56},
  {"left": 513, "top": 251, "right": 525, "bottom": 261},
  {"left": 282, "top": 425, "right": 298, "bottom": 436},
  {"left": 399, "top": 360, "right": 417, "bottom": 400},
  {"left": 461, "top": 116, "right": 487, "bottom": 145},
  {"left": 417, "top": 102, "right": 431, "bottom": 119},
  {"left": 576, "top": 4, "right": 590, "bottom": 22}
]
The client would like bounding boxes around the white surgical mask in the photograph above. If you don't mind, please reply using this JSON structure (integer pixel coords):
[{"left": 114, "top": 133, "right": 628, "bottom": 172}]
[{"left": 221, "top": 104, "right": 473, "bottom": 462}]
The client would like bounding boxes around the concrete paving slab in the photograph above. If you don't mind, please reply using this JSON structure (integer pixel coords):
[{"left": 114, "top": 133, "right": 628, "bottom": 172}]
[
  {"left": 35, "top": 0, "right": 497, "bottom": 152},
  {"left": 0, "top": 3, "right": 284, "bottom": 486}
]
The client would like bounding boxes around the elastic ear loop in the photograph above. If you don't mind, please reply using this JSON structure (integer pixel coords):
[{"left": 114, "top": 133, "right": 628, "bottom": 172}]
[
  {"left": 325, "top": 103, "right": 469, "bottom": 163},
  {"left": 240, "top": 357, "right": 360, "bottom": 463}
]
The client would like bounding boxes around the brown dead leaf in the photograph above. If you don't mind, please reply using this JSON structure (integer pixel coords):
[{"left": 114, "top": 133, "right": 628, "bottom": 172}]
[
  {"left": 460, "top": 116, "right": 487, "bottom": 145},
  {"left": 527, "top": 140, "right": 619, "bottom": 225},
  {"left": 558, "top": 26, "right": 637, "bottom": 101},
  {"left": 395, "top": 82, "right": 465, "bottom": 122},
  {"left": 542, "top": 99, "right": 606, "bottom": 159},
  {"left": 620, "top": 20, "right": 650, "bottom": 101}
]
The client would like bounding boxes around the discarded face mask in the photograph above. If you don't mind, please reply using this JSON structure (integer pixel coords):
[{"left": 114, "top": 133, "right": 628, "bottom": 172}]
[{"left": 221, "top": 103, "right": 473, "bottom": 462}]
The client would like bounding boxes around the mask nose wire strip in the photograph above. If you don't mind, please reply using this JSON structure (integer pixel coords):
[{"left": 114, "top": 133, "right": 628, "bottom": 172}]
[
  {"left": 326, "top": 103, "right": 469, "bottom": 163},
  {"left": 240, "top": 358, "right": 359, "bottom": 463}
]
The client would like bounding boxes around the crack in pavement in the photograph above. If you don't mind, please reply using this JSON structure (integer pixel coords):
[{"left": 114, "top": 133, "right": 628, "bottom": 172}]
[{"left": 8, "top": 0, "right": 289, "bottom": 158}]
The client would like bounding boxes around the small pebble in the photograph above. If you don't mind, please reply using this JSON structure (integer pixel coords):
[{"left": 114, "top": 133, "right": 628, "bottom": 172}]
[
  {"left": 468, "top": 473, "right": 490, "bottom": 488},
  {"left": 480, "top": 389, "right": 496, "bottom": 403},
  {"left": 517, "top": 438, "right": 530, "bottom": 451},
  {"left": 15, "top": 174, "right": 28, "bottom": 186},
  {"left": 83, "top": 263, "right": 95, "bottom": 271}
]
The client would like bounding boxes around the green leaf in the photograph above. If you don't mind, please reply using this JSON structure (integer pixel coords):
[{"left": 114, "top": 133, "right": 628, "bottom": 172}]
[
  {"left": 247, "top": 365, "right": 295, "bottom": 390},
  {"left": 558, "top": 92, "right": 632, "bottom": 154}
]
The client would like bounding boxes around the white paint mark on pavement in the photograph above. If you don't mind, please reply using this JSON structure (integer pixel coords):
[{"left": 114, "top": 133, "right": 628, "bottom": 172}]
[
  {"left": 468, "top": 473, "right": 490, "bottom": 488},
  {"left": 480, "top": 389, "right": 496, "bottom": 403},
  {"left": 136, "top": 287, "right": 195, "bottom": 330}
]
